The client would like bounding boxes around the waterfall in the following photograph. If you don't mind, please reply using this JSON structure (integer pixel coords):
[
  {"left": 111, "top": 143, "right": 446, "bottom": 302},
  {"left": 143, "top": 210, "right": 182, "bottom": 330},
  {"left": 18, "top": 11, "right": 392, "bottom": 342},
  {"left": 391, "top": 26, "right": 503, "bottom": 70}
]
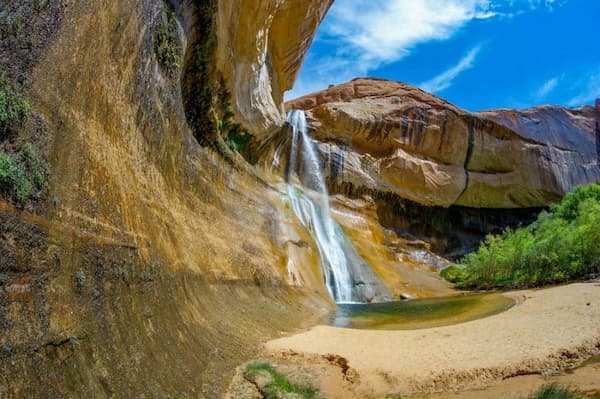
[
  {"left": 285, "top": 185, "right": 354, "bottom": 302},
  {"left": 283, "top": 110, "right": 391, "bottom": 304}
]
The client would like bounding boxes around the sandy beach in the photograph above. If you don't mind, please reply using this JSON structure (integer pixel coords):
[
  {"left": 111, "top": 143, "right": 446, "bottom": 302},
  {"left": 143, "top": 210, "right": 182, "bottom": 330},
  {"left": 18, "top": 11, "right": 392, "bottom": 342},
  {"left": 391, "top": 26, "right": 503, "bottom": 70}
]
[{"left": 266, "top": 282, "right": 600, "bottom": 397}]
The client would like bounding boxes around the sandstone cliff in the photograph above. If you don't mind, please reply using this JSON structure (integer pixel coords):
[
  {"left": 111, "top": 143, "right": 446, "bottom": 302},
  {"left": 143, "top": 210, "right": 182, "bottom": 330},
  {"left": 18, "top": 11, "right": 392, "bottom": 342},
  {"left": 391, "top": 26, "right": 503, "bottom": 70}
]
[
  {"left": 215, "top": 0, "right": 332, "bottom": 136},
  {"left": 0, "top": 1, "right": 332, "bottom": 398},
  {"left": 287, "top": 78, "right": 600, "bottom": 209}
]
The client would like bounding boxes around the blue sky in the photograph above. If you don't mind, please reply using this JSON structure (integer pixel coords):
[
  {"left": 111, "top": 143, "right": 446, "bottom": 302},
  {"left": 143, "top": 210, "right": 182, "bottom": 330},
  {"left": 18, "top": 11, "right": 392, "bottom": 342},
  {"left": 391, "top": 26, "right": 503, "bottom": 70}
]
[{"left": 286, "top": 0, "right": 600, "bottom": 111}]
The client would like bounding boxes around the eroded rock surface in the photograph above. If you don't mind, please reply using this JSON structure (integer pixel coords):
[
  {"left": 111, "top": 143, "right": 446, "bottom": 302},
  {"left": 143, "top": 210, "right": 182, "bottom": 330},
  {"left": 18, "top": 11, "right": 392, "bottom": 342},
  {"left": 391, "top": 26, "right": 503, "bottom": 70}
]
[
  {"left": 287, "top": 78, "right": 600, "bottom": 208},
  {"left": 0, "top": 1, "right": 334, "bottom": 397},
  {"left": 216, "top": 0, "right": 332, "bottom": 136}
]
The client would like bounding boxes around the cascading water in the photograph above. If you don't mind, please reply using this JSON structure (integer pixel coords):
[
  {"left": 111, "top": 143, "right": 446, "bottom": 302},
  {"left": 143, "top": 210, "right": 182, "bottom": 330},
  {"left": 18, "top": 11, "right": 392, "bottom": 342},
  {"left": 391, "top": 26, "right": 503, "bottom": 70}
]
[
  {"left": 282, "top": 110, "right": 392, "bottom": 303},
  {"left": 285, "top": 185, "right": 354, "bottom": 302}
]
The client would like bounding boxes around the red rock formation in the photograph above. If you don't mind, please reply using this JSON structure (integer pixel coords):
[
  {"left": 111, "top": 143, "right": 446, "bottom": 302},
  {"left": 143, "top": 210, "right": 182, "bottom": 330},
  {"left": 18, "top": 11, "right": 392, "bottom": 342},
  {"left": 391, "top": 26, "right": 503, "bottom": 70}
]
[{"left": 287, "top": 78, "right": 600, "bottom": 208}]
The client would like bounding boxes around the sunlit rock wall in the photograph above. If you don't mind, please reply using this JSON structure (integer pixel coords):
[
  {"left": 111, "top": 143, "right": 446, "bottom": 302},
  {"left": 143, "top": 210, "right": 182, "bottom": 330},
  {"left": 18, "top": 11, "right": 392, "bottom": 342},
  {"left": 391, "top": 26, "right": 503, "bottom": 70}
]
[
  {"left": 288, "top": 78, "right": 600, "bottom": 209},
  {"left": 0, "top": 0, "right": 335, "bottom": 397},
  {"left": 215, "top": 0, "right": 332, "bottom": 136}
]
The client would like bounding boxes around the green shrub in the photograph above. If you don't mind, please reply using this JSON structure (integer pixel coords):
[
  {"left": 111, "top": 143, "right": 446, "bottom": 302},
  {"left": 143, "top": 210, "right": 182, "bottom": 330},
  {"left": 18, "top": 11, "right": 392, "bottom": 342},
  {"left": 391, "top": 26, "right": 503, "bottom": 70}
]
[
  {"left": 527, "top": 384, "right": 582, "bottom": 399},
  {"left": 0, "top": 80, "right": 30, "bottom": 139},
  {"left": 0, "top": 152, "right": 17, "bottom": 180},
  {"left": 244, "top": 363, "right": 316, "bottom": 399},
  {"left": 443, "top": 181, "right": 600, "bottom": 289},
  {"left": 0, "top": 151, "right": 31, "bottom": 207},
  {"left": 0, "top": 144, "right": 49, "bottom": 208},
  {"left": 10, "top": 16, "right": 24, "bottom": 35},
  {"left": 551, "top": 182, "right": 600, "bottom": 221},
  {"left": 440, "top": 264, "right": 466, "bottom": 283}
]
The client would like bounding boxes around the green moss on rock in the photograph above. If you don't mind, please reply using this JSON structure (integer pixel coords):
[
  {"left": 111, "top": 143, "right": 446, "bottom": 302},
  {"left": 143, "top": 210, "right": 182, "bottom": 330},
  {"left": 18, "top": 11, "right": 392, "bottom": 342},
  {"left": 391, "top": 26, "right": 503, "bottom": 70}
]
[{"left": 154, "top": 4, "right": 182, "bottom": 78}]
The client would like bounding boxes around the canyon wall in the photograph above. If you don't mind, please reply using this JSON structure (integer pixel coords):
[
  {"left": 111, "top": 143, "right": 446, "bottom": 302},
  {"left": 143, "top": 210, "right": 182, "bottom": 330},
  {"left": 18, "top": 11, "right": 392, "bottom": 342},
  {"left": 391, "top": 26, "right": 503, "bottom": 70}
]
[
  {"left": 0, "top": 1, "right": 332, "bottom": 398},
  {"left": 285, "top": 78, "right": 599, "bottom": 257},
  {"left": 215, "top": 0, "right": 332, "bottom": 136},
  {"left": 288, "top": 78, "right": 600, "bottom": 209}
]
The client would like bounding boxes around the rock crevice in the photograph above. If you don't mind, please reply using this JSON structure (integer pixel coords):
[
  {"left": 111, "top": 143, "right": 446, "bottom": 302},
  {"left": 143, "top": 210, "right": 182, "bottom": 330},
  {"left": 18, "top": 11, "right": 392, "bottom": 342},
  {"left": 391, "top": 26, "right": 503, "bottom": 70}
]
[{"left": 456, "top": 118, "right": 476, "bottom": 204}]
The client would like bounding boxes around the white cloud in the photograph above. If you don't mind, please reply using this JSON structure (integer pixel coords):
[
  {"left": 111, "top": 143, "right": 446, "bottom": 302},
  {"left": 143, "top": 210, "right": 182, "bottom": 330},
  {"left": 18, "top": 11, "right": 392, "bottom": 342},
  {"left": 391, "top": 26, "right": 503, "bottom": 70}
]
[
  {"left": 419, "top": 45, "right": 482, "bottom": 93},
  {"left": 286, "top": 0, "right": 568, "bottom": 99},
  {"left": 287, "top": 0, "right": 495, "bottom": 99},
  {"left": 534, "top": 76, "right": 559, "bottom": 99},
  {"left": 325, "top": 0, "right": 490, "bottom": 67},
  {"left": 526, "top": 0, "right": 568, "bottom": 11},
  {"left": 567, "top": 71, "right": 600, "bottom": 107}
]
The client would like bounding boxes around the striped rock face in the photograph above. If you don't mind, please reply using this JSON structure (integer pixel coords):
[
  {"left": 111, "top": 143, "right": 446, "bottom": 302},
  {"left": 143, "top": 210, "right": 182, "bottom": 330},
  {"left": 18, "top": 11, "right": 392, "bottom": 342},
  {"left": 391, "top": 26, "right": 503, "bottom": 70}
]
[
  {"left": 287, "top": 78, "right": 600, "bottom": 209},
  {"left": 215, "top": 0, "right": 333, "bottom": 137}
]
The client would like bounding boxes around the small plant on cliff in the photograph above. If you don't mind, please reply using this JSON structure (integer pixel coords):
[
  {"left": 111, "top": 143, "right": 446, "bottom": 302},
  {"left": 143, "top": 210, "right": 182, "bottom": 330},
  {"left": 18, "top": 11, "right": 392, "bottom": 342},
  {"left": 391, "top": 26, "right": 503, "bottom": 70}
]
[
  {"left": 0, "top": 144, "right": 49, "bottom": 208},
  {"left": 9, "top": 15, "right": 24, "bottom": 35},
  {"left": 217, "top": 111, "right": 252, "bottom": 153},
  {"left": 22, "top": 143, "right": 48, "bottom": 192},
  {"left": 74, "top": 268, "right": 86, "bottom": 292},
  {"left": 0, "top": 152, "right": 28, "bottom": 205},
  {"left": 442, "top": 181, "right": 600, "bottom": 289},
  {"left": 154, "top": 4, "right": 183, "bottom": 78},
  {"left": 244, "top": 362, "right": 316, "bottom": 399},
  {"left": 0, "top": 79, "right": 30, "bottom": 140}
]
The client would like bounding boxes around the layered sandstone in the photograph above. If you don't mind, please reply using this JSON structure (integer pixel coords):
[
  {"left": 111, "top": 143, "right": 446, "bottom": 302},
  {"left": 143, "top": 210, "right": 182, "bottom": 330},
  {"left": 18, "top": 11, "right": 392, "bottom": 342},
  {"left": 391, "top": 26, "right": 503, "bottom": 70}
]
[
  {"left": 216, "top": 0, "right": 332, "bottom": 136},
  {"left": 287, "top": 78, "right": 600, "bottom": 208},
  {"left": 0, "top": 1, "right": 334, "bottom": 397}
]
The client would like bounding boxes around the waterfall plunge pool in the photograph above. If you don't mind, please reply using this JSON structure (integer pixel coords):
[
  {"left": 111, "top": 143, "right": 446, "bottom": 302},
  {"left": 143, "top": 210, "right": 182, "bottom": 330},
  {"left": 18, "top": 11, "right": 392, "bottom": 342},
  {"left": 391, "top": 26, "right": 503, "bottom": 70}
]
[
  {"left": 281, "top": 109, "right": 392, "bottom": 304},
  {"left": 279, "top": 111, "right": 516, "bottom": 330},
  {"left": 280, "top": 110, "right": 515, "bottom": 329},
  {"left": 329, "top": 293, "right": 515, "bottom": 330}
]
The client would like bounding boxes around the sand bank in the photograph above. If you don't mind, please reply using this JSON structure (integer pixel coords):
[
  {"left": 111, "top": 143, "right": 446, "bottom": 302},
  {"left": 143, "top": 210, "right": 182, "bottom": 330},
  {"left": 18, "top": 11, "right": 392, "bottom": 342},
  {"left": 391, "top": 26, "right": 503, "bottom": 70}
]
[{"left": 267, "top": 282, "right": 600, "bottom": 396}]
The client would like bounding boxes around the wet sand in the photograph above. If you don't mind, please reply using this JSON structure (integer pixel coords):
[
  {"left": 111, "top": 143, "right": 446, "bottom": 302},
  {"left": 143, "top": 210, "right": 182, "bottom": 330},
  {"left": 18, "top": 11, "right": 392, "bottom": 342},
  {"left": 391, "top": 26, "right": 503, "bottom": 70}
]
[
  {"left": 408, "top": 356, "right": 600, "bottom": 399},
  {"left": 267, "top": 282, "right": 600, "bottom": 397}
]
